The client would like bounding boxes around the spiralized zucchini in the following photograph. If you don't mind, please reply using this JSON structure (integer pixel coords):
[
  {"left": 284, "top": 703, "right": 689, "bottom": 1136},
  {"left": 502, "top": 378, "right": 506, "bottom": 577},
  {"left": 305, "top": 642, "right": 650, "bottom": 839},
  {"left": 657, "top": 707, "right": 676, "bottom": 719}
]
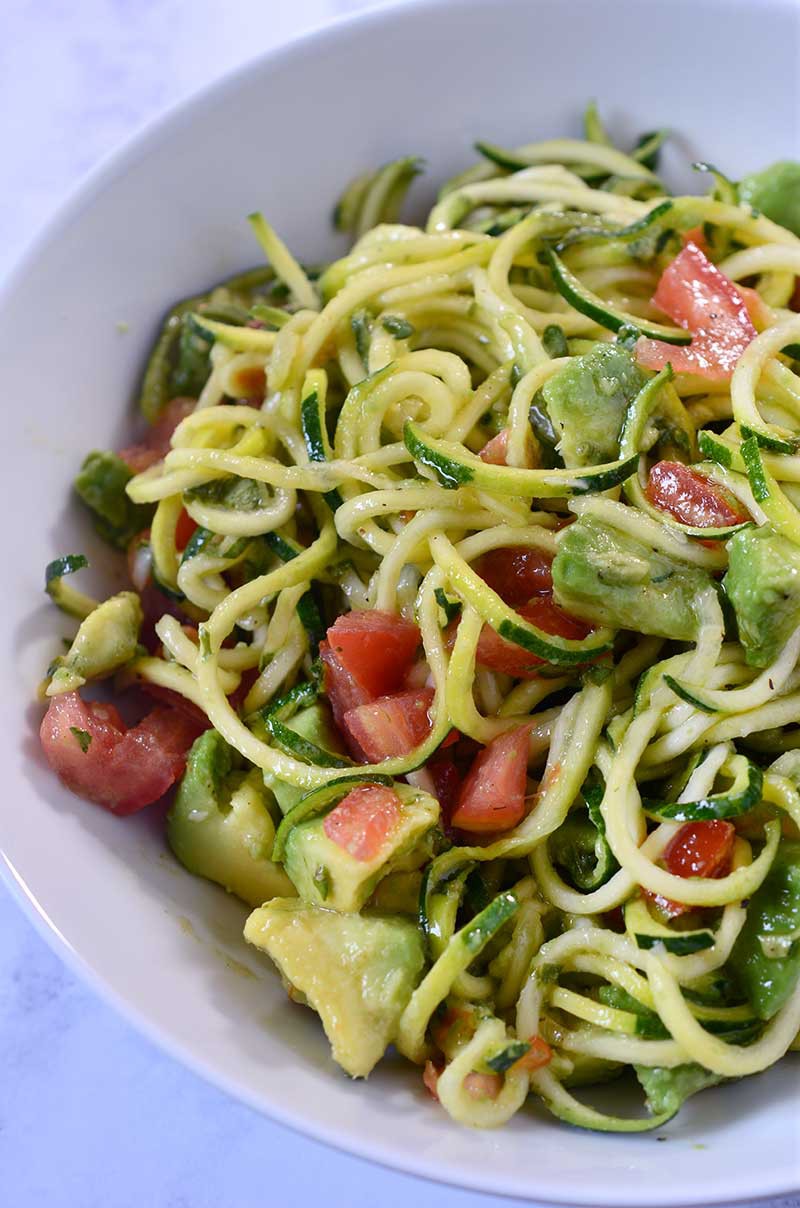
[{"left": 42, "top": 106, "right": 800, "bottom": 1135}]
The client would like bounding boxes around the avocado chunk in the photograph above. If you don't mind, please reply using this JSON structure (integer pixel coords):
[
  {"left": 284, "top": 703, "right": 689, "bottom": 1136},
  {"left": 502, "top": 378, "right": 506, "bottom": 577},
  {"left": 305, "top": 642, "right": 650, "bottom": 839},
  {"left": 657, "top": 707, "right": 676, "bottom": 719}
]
[
  {"left": 552, "top": 515, "right": 715, "bottom": 640},
  {"left": 739, "top": 161, "right": 800, "bottom": 238},
  {"left": 729, "top": 840, "right": 800, "bottom": 1020},
  {"left": 724, "top": 526, "right": 800, "bottom": 667},
  {"left": 540, "top": 343, "right": 647, "bottom": 468},
  {"left": 74, "top": 450, "right": 153, "bottom": 550},
  {"left": 244, "top": 898, "right": 426, "bottom": 1077},
  {"left": 168, "top": 730, "right": 293, "bottom": 906},
  {"left": 284, "top": 784, "right": 439, "bottom": 913},
  {"left": 47, "top": 591, "right": 142, "bottom": 695},
  {"left": 266, "top": 702, "right": 349, "bottom": 815},
  {"left": 635, "top": 1063, "right": 724, "bottom": 1116}
]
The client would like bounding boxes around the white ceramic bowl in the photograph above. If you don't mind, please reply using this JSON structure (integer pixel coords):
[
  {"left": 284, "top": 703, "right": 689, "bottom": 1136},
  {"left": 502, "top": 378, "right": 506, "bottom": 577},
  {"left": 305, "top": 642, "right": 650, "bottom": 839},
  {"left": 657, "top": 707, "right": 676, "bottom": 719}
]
[{"left": 2, "top": 0, "right": 799, "bottom": 1202}]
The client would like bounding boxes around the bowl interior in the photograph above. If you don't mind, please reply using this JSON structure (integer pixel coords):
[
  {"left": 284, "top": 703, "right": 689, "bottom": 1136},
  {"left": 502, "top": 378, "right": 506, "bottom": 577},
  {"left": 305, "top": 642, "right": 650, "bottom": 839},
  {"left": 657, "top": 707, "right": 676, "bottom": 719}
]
[{"left": 1, "top": 0, "right": 799, "bottom": 1202}]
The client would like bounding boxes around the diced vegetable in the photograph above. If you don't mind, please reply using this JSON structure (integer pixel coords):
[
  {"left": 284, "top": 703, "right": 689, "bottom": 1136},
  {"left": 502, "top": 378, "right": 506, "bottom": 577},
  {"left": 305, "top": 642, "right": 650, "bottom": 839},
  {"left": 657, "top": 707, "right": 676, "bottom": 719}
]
[
  {"left": 323, "top": 784, "right": 402, "bottom": 861},
  {"left": 245, "top": 899, "right": 426, "bottom": 1078},
  {"left": 730, "top": 841, "right": 800, "bottom": 1020},
  {"left": 475, "top": 597, "right": 592, "bottom": 679},
  {"left": 636, "top": 242, "right": 756, "bottom": 381},
  {"left": 646, "top": 461, "right": 749, "bottom": 530},
  {"left": 324, "top": 611, "right": 421, "bottom": 703},
  {"left": 343, "top": 687, "right": 435, "bottom": 762},
  {"left": 739, "top": 161, "right": 800, "bottom": 238},
  {"left": 724, "top": 526, "right": 800, "bottom": 667},
  {"left": 74, "top": 451, "right": 154, "bottom": 550},
  {"left": 451, "top": 724, "right": 531, "bottom": 833},
  {"left": 40, "top": 691, "right": 202, "bottom": 815},
  {"left": 540, "top": 343, "right": 647, "bottom": 467},
  {"left": 552, "top": 515, "right": 715, "bottom": 640},
  {"left": 475, "top": 546, "right": 553, "bottom": 606},
  {"left": 118, "top": 397, "right": 195, "bottom": 473}
]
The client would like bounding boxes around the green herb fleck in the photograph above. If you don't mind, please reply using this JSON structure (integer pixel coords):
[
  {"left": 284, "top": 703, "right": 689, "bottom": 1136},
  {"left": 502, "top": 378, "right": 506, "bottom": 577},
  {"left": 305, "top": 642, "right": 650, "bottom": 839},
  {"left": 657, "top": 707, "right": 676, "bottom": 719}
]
[{"left": 69, "top": 727, "right": 92, "bottom": 754}]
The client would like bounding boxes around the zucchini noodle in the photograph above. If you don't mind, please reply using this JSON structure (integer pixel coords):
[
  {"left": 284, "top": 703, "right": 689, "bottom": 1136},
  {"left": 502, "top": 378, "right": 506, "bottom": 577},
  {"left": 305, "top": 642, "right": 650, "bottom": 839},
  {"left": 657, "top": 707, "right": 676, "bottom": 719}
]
[{"left": 40, "top": 107, "right": 800, "bottom": 1137}]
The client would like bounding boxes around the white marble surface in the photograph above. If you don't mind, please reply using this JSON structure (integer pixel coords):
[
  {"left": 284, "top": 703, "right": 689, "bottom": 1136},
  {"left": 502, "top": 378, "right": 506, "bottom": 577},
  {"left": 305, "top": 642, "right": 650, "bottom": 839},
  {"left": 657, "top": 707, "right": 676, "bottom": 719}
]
[{"left": 1, "top": 3, "right": 798, "bottom": 1206}]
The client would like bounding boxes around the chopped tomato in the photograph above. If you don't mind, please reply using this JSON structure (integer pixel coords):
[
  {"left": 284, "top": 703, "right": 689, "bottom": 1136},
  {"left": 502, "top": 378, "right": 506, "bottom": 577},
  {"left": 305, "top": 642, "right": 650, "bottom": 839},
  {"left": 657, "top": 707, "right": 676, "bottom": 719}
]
[
  {"left": 324, "top": 611, "right": 421, "bottom": 702},
  {"left": 650, "top": 819, "right": 736, "bottom": 918},
  {"left": 474, "top": 597, "right": 592, "bottom": 679},
  {"left": 422, "top": 1059, "right": 442, "bottom": 1100},
  {"left": 431, "top": 1002, "right": 476, "bottom": 1051},
  {"left": 665, "top": 819, "right": 736, "bottom": 878},
  {"left": 40, "top": 691, "right": 203, "bottom": 816},
  {"left": 118, "top": 397, "right": 195, "bottom": 473},
  {"left": 514, "top": 1035, "right": 553, "bottom": 1073},
  {"left": 343, "top": 687, "right": 434, "bottom": 763},
  {"left": 139, "top": 683, "right": 210, "bottom": 730},
  {"left": 175, "top": 508, "right": 198, "bottom": 550},
  {"left": 478, "top": 427, "right": 537, "bottom": 468},
  {"left": 426, "top": 751, "right": 462, "bottom": 826},
  {"left": 463, "top": 1072, "right": 503, "bottom": 1100},
  {"left": 636, "top": 241, "right": 756, "bottom": 381},
  {"left": 479, "top": 429, "right": 509, "bottom": 465},
  {"left": 681, "top": 226, "right": 708, "bottom": 254},
  {"left": 451, "top": 724, "right": 532, "bottom": 833},
  {"left": 322, "top": 784, "right": 400, "bottom": 861},
  {"left": 645, "top": 461, "right": 749, "bottom": 529},
  {"left": 319, "top": 641, "right": 371, "bottom": 730},
  {"left": 475, "top": 546, "right": 553, "bottom": 606}
]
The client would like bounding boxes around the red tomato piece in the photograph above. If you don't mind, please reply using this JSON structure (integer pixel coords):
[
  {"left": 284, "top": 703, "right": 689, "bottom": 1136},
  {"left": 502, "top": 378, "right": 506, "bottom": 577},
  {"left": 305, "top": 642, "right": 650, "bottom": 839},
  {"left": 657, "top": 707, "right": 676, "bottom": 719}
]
[
  {"left": 319, "top": 641, "right": 372, "bottom": 733},
  {"left": 514, "top": 1035, "right": 553, "bottom": 1073},
  {"left": 645, "top": 461, "right": 749, "bottom": 529},
  {"left": 422, "top": 1059, "right": 442, "bottom": 1101},
  {"left": 636, "top": 241, "right": 756, "bottom": 381},
  {"left": 139, "top": 683, "right": 210, "bottom": 730},
  {"left": 665, "top": 819, "right": 736, "bottom": 878},
  {"left": 175, "top": 508, "right": 198, "bottom": 550},
  {"left": 426, "top": 751, "right": 463, "bottom": 826},
  {"left": 681, "top": 226, "right": 708, "bottom": 254},
  {"left": 475, "top": 597, "right": 592, "bottom": 680},
  {"left": 322, "top": 784, "right": 401, "bottom": 861},
  {"left": 479, "top": 429, "right": 509, "bottom": 465},
  {"left": 650, "top": 819, "right": 736, "bottom": 918},
  {"left": 118, "top": 397, "right": 196, "bottom": 473},
  {"left": 475, "top": 546, "right": 553, "bottom": 606},
  {"left": 40, "top": 692, "right": 203, "bottom": 816},
  {"left": 463, "top": 1072, "right": 503, "bottom": 1100},
  {"left": 324, "top": 611, "right": 421, "bottom": 702},
  {"left": 343, "top": 687, "right": 434, "bottom": 763},
  {"left": 451, "top": 724, "right": 532, "bottom": 833}
]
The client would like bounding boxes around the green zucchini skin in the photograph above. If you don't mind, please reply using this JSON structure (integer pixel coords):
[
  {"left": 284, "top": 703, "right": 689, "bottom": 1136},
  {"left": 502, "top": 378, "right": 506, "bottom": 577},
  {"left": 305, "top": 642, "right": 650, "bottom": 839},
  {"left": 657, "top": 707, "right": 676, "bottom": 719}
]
[
  {"left": 403, "top": 421, "right": 639, "bottom": 498},
  {"left": 545, "top": 248, "right": 691, "bottom": 344},
  {"left": 643, "top": 756, "right": 762, "bottom": 820}
]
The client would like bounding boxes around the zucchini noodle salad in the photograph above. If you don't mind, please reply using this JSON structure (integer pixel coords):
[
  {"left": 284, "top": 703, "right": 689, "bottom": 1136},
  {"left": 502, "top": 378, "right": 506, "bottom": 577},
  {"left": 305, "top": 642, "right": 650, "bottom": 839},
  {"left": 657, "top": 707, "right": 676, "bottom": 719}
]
[{"left": 39, "top": 104, "right": 800, "bottom": 1133}]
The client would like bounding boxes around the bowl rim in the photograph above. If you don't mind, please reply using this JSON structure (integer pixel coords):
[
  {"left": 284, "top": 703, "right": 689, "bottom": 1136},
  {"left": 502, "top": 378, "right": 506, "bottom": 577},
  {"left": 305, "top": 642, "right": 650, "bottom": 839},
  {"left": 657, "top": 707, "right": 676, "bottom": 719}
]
[{"left": 2, "top": 0, "right": 800, "bottom": 1202}]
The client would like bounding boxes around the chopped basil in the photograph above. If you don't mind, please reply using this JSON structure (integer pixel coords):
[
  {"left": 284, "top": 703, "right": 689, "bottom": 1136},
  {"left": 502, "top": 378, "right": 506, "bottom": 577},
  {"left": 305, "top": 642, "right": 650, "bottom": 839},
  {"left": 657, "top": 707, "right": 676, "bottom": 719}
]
[{"left": 69, "top": 727, "right": 92, "bottom": 754}]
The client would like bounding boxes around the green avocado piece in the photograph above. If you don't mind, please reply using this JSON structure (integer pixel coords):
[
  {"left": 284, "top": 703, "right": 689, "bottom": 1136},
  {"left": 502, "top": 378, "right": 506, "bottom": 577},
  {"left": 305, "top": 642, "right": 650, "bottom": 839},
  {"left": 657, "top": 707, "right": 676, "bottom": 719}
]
[
  {"left": 283, "top": 785, "right": 439, "bottom": 913},
  {"left": 47, "top": 591, "right": 142, "bottom": 695},
  {"left": 266, "top": 702, "right": 348, "bottom": 815},
  {"left": 739, "top": 161, "right": 800, "bottom": 238},
  {"left": 729, "top": 840, "right": 800, "bottom": 1020},
  {"left": 552, "top": 516, "right": 714, "bottom": 640},
  {"left": 168, "top": 730, "right": 293, "bottom": 906},
  {"left": 635, "top": 1063, "right": 724, "bottom": 1116},
  {"left": 724, "top": 526, "right": 800, "bottom": 667},
  {"left": 244, "top": 898, "right": 426, "bottom": 1078},
  {"left": 540, "top": 343, "right": 647, "bottom": 468},
  {"left": 74, "top": 450, "right": 154, "bottom": 550}
]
